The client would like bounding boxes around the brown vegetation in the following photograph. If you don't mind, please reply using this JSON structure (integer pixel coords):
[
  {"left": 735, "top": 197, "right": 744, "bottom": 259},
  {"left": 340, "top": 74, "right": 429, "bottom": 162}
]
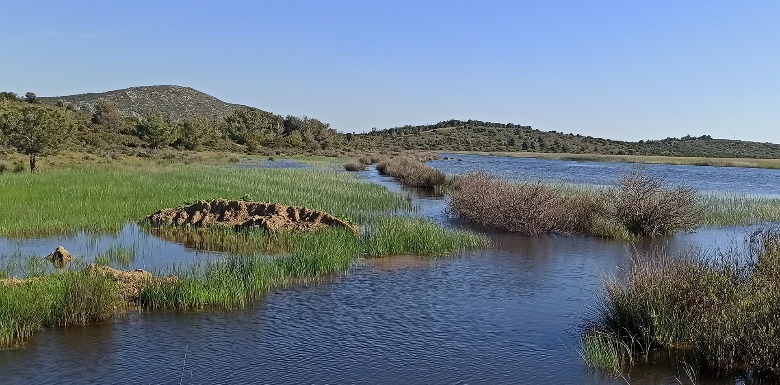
[
  {"left": 376, "top": 157, "right": 447, "bottom": 189},
  {"left": 147, "top": 199, "right": 359, "bottom": 234},
  {"left": 344, "top": 161, "right": 367, "bottom": 171},
  {"left": 449, "top": 172, "right": 603, "bottom": 235},
  {"left": 449, "top": 171, "right": 699, "bottom": 238}
]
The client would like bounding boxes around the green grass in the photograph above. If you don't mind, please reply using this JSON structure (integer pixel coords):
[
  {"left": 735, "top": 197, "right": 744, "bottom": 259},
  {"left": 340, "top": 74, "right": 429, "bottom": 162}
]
[
  {"left": 0, "top": 162, "right": 411, "bottom": 237},
  {"left": 140, "top": 220, "right": 487, "bottom": 310},
  {"left": 579, "top": 331, "right": 629, "bottom": 374},
  {"left": 583, "top": 228, "right": 780, "bottom": 377},
  {"left": 94, "top": 246, "right": 136, "bottom": 268},
  {"left": 697, "top": 192, "right": 780, "bottom": 227},
  {"left": 0, "top": 267, "right": 125, "bottom": 348},
  {"left": 361, "top": 216, "right": 488, "bottom": 257},
  {"left": 0, "top": 157, "right": 490, "bottom": 347}
]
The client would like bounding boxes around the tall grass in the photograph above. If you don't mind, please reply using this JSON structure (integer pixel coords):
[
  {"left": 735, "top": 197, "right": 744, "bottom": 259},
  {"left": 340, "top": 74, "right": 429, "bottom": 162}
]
[
  {"left": 0, "top": 267, "right": 125, "bottom": 348},
  {"left": 0, "top": 162, "right": 412, "bottom": 237},
  {"left": 140, "top": 220, "right": 487, "bottom": 310},
  {"left": 698, "top": 192, "right": 780, "bottom": 226},
  {"left": 361, "top": 216, "right": 488, "bottom": 257},
  {"left": 582, "top": 228, "right": 780, "bottom": 377}
]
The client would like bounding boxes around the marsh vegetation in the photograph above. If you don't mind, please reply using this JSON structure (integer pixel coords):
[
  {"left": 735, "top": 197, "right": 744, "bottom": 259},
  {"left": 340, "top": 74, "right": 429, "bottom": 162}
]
[
  {"left": 581, "top": 228, "right": 780, "bottom": 377},
  {"left": 0, "top": 157, "right": 487, "bottom": 348}
]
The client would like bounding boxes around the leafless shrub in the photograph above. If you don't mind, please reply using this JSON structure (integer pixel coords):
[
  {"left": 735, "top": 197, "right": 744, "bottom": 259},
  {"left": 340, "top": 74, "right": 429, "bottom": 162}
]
[
  {"left": 614, "top": 171, "right": 700, "bottom": 236},
  {"left": 376, "top": 157, "right": 446, "bottom": 189},
  {"left": 450, "top": 172, "right": 591, "bottom": 234}
]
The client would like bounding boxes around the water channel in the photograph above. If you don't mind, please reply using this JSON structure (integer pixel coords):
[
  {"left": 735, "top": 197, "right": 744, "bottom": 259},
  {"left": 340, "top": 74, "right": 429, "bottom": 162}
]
[{"left": 1, "top": 154, "right": 777, "bottom": 384}]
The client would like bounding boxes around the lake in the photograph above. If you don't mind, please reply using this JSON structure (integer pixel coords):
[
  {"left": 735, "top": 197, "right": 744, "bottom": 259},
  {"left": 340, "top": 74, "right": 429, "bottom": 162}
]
[{"left": 0, "top": 154, "right": 776, "bottom": 384}]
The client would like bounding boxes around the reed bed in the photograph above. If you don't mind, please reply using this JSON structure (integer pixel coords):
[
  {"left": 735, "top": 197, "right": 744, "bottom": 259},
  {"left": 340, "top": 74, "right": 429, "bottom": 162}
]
[
  {"left": 581, "top": 228, "right": 780, "bottom": 377},
  {"left": 697, "top": 192, "right": 780, "bottom": 227},
  {"left": 139, "top": 219, "right": 487, "bottom": 310},
  {"left": 0, "top": 266, "right": 125, "bottom": 348},
  {"left": 0, "top": 163, "right": 412, "bottom": 237},
  {"left": 360, "top": 216, "right": 488, "bottom": 257}
]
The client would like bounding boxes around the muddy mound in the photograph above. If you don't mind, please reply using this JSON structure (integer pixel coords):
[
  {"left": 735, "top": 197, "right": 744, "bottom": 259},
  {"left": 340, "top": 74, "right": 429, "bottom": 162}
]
[
  {"left": 86, "top": 264, "right": 174, "bottom": 299},
  {"left": 147, "top": 199, "right": 359, "bottom": 234}
]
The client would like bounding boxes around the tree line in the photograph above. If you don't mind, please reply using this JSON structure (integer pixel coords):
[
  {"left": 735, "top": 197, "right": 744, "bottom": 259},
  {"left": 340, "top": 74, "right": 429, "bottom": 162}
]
[{"left": 0, "top": 92, "right": 342, "bottom": 172}]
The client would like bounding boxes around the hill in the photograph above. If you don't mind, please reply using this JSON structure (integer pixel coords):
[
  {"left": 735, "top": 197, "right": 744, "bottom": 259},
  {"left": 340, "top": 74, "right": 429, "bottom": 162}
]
[
  {"left": 39, "top": 85, "right": 243, "bottom": 120},
  {"left": 353, "top": 119, "right": 780, "bottom": 159}
]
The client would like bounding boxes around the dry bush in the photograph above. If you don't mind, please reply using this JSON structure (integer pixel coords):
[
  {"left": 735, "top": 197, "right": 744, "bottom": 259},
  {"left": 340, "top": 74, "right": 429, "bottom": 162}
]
[
  {"left": 344, "top": 161, "right": 367, "bottom": 172},
  {"left": 376, "top": 158, "right": 446, "bottom": 189},
  {"left": 450, "top": 172, "right": 600, "bottom": 234},
  {"left": 614, "top": 171, "right": 699, "bottom": 236}
]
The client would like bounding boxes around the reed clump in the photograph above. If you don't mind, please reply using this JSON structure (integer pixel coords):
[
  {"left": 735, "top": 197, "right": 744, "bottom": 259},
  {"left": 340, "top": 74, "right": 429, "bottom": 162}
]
[
  {"left": 581, "top": 228, "right": 780, "bottom": 377},
  {"left": 139, "top": 218, "right": 487, "bottom": 310},
  {"left": 449, "top": 171, "right": 700, "bottom": 239},
  {"left": 377, "top": 157, "right": 447, "bottom": 189},
  {"left": 0, "top": 267, "right": 125, "bottom": 348}
]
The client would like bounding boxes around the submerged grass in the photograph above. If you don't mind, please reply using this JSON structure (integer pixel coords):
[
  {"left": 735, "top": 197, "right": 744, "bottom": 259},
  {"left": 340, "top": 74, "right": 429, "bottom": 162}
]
[
  {"left": 697, "top": 192, "right": 780, "bottom": 227},
  {"left": 94, "top": 246, "right": 136, "bottom": 268},
  {"left": 361, "top": 216, "right": 489, "bottom": 257},
  {"left": 140, "top": 220, "right": 487, "bottom": 310}
]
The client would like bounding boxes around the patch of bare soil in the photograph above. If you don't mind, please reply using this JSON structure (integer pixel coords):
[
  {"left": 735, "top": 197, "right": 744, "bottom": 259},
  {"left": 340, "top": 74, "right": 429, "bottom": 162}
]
[
  {"left": 147, "top": 199, "right": 359, "bottom": 234},
  {"left": 86, "top": 264, "right": 176, "bottom": 299}
]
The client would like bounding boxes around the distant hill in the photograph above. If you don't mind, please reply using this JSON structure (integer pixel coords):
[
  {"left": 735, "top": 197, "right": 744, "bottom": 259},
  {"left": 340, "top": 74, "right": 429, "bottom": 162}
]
[
  {"left": 354, "top": 119, "right": 780, "bottom": 159},
  {"left": 39, "top": 85, "right": 243, "bottom": 120}
]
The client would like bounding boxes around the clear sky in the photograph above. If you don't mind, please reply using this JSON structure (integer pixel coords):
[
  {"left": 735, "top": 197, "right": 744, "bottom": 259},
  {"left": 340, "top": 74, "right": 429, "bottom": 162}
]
[{"left": 2, "top": 1, "right": 778, "bottom": 143}]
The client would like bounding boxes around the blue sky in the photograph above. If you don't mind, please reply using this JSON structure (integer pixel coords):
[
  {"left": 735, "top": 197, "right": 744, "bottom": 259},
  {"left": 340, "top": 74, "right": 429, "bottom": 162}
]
[{"left": 3, "top": 1, "right": 778, "bottom": 143}]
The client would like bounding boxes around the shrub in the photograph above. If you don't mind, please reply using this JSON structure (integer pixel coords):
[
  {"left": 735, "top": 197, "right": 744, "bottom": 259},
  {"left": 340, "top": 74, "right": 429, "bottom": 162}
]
[
  {"left": 614, "top": 171, "right": 699, "bottom": 236},
  {"left": 449, "top": 173, "right": 610, "bottom": 236},
  {"left": 448, "top": 171, "right": 699, "bottom": 238},
  {"left": 344, "top": 161, "right": 367, "bottom": 172},
  {"left": 376, "top": 157, "right": 446, "bottom": 189},
  {"left": 583, "top": 228, "right": 780, "bottom": 376}
]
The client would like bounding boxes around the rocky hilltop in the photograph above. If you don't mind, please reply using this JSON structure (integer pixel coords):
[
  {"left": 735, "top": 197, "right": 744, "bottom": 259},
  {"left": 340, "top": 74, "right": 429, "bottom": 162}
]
[{"left": 39, "top": 85, "right": 243, "bottom": 120}]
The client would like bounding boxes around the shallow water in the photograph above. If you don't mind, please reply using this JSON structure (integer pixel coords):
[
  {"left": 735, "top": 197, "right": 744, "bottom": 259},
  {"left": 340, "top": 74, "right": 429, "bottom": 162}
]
[{"left": 1, "top": 156, "right": 778, "bottom": 384}]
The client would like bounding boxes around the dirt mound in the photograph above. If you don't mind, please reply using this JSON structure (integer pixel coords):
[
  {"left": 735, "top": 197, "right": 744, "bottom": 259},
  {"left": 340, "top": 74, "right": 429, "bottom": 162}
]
[
  {"left": 86, "top": 264, "right": 176, "bottom": 299},
  {"left": 147, "top": 199, "right": 359, "bottom": 235}
]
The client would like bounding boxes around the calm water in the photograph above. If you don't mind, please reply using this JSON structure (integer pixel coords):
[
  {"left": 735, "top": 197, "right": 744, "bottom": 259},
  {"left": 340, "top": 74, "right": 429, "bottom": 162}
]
[
  {"left": 432, "top": 153, "right": 780, "bottom": 196},
  {"left": 1, "top": 155, "right": 778, "bottom": 384}
]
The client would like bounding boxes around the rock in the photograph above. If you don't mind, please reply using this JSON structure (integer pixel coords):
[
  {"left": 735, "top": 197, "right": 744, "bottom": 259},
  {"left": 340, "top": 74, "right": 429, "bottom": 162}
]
[
  {"left": 47, "top": 246, "right": 73, "bottom": 268},
  {"left": 147, "top": 199, "right": 359, "bottom": 235}
]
